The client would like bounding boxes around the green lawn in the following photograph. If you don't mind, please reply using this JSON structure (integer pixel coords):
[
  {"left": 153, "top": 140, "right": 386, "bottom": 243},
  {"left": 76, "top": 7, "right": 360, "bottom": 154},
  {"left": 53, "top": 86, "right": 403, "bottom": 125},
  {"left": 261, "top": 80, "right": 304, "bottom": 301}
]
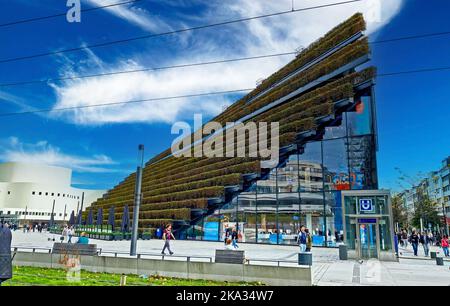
[{"left": 2, "top": 266, "right": 264, "bottom": 286}]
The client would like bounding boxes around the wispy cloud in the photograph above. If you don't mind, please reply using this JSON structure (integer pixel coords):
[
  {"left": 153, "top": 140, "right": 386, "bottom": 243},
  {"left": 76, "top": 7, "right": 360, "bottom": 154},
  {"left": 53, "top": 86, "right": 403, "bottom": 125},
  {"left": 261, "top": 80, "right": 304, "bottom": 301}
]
[
  {"left": 0, "top": 90, "right": 38, "bottom": 112},
  {"left": 50, "top": 0, "right": 404, "bottom": 125},
  {"left": 0, "top": 137, "right": 121, "bottom": 173},
  {"left": 85, "top": 0, "right": 173, "bottom": 32}
]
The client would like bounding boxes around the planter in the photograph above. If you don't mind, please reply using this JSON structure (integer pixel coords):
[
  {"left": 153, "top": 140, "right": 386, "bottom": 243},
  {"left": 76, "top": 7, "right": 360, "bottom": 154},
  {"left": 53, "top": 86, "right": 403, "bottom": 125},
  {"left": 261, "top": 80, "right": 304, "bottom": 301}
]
[
  {"left": 142, "top": 234, "right": 152, "bottom": 240},
  {"left": 114, "top": 234, "right": 123, "bottom": 241}
]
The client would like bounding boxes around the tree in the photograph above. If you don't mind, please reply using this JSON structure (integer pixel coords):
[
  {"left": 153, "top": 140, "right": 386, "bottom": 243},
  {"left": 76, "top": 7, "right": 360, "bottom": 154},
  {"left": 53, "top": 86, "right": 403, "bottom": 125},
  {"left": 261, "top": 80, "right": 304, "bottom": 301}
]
[
  {"left": 392, "top": 194, "right": 408, "bottom": 229},
  {"left": 411, "top": 195, "right": 440, "bottom": 231}
]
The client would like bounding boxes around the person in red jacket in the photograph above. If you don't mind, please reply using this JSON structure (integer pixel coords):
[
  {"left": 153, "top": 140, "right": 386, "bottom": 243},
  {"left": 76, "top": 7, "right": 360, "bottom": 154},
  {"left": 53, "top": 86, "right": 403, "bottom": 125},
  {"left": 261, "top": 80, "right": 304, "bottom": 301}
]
[{"left": 441, "top": 235, "right": 449, "bottom": 257}]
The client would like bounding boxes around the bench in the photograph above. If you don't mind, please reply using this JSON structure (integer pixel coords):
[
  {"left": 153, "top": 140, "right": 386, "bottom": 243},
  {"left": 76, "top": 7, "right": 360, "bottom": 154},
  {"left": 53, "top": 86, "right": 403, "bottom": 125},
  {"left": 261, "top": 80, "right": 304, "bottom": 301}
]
[
  {"left": 215, "top": 249, "right": 245, "bottom": 264},
  {"left": 52, "top": 243, "right": 98, "bottom": 256}
]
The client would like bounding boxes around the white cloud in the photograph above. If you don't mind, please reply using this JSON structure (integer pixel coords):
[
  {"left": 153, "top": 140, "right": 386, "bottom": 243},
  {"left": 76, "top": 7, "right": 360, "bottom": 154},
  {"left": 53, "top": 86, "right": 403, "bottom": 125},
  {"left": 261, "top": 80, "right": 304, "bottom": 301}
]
[
  {"left": 85, "top": 0, "right": 173, "bottom": 32},
  {"left": 0, "top": 137, "right": 120, "bottom": 173},
  {"left": 51, "top": 0, "right": 404, "bottom": 125}
]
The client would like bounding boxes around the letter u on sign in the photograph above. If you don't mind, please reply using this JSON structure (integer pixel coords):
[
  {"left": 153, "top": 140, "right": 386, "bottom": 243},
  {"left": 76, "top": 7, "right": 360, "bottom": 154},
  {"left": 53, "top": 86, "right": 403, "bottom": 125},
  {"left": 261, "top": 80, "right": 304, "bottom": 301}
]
[{"left": 359, "top": 199, "right": 373, "bottom": 212}]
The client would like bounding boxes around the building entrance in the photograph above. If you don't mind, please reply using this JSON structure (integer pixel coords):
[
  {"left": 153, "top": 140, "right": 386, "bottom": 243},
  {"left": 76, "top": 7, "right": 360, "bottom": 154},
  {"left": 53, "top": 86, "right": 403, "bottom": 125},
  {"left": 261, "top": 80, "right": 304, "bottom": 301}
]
[{"left": 342, "top": 190, "right": 397, "bottom": 261}]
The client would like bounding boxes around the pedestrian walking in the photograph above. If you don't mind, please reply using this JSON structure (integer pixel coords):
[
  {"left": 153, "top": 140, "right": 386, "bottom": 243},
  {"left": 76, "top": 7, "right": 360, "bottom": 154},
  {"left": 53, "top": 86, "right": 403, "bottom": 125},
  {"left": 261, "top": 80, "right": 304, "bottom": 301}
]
[
  {"left": 410, "top": 230, "right": 419, "bottom": 256},
  {"left": 61, "top": 226, "right": 68, "bottom": 243},
  {"left": 67, "top": 227, "right": 73, "bottom": 243},
  {"left": 224, "top": 224, "right": 231, "bottom": 245},
  {"left": 161, "top": 224, "right": 175, "bottom": 255},
  {"left": 231, "top": 228, "right": 239, "bottom": 249},
  {"left": 298, "top": 226, "right": 307, "bottom": 253},
  {"left": 441, "top": 235, "right": 449, "bottom": 257},
  {"left": 305, "top": 228, "right": 312, "bottom": 252},
  {"left": 401, "top": 230, "right": 408, "bottom": 249},
  {"left": 420, "top": 231, "right": 431, "bottom": 257}
]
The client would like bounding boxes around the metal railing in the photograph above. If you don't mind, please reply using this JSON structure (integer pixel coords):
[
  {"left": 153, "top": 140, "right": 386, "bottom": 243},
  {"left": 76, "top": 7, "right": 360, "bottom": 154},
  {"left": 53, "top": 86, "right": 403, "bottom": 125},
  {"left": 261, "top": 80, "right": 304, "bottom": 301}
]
[{"left": 10, "top": 246, "right": 317, "bottom": 266}]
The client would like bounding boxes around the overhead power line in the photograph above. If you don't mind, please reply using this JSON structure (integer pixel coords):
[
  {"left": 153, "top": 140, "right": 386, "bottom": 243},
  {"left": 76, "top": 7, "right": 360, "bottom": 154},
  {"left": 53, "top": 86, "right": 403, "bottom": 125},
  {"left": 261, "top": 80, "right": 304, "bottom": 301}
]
[
  {"left": 0, "top": 0, "right": 363, "bottom": 64},
  {"left": 2, "top": 26, "right": 450, "bottom": 88},
  {"left": 0, "top": 88, "right": 254, "bottom": 117},
  {"left": 0, "top": 52, "right": 297, "bottom": 87},
  {"left": 0, "top": 0, "right": 144, "bottom": 28},
  {"left": 1, "top": 65, "right": 450, "bottom": 118}
]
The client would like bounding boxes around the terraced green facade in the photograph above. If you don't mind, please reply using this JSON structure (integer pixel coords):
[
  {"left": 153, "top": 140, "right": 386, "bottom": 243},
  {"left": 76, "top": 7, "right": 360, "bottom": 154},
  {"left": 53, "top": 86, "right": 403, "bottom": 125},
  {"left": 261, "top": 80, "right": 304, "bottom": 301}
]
[{"left": 85, "top": 13, "right": 379, "bottom": 246}]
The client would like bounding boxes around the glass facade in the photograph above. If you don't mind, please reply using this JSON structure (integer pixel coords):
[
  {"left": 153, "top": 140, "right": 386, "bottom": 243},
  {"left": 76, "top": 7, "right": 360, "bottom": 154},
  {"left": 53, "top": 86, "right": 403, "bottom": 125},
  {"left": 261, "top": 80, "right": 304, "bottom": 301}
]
[{"left": 186, "top": 95, "right": 378, "bottom": 247}]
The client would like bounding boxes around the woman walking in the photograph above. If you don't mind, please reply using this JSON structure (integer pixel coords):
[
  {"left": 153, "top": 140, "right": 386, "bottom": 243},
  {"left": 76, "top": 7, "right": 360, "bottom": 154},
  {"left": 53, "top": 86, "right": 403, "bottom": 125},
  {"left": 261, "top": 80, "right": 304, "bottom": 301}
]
[{"left": 161, "top": 224, "right": 175, "bottom": 255}]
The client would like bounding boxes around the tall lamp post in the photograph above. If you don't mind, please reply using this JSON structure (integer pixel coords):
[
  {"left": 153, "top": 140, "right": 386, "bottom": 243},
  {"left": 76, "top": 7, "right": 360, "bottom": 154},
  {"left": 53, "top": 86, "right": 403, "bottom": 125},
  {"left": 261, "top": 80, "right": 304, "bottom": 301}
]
[
  {"left": 442, "top": 202, "right": 449, "bottom": 236},
  {"left": 130, "top": 144, "right": 144, "bottom": 256}
]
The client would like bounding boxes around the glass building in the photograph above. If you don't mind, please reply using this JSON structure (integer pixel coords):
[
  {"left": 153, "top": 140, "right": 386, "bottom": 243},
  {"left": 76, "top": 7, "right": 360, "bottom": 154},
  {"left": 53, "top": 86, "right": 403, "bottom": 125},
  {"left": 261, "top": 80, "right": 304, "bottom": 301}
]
[{"left": 184, "top": 95, "right": 378, "bottom": 246}]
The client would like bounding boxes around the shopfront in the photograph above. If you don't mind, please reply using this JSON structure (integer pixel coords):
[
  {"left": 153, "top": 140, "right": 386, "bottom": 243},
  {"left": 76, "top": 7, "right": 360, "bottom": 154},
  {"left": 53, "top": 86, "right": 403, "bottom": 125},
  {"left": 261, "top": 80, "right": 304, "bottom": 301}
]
[{"left": 342, "top": 190, "right": 397, "bottom": 261}]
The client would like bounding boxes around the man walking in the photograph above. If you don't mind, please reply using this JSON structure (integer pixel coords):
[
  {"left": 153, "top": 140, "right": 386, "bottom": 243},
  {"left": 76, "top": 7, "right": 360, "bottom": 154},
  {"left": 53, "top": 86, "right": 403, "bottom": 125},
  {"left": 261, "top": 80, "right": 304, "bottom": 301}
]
[
  {"left": 67, "top": 227, "right": 73, "bottom": 243},
  {"left": 298, "top": 226, "right": 307, "bottom": 253},
  {"left": 0, "top": 222, "right": 13, "bottom": 286},
  {"left": 420, "top": 231, "right": 431, "bottom": 257},
  {"left": 161, "top": 224, "right": 175, "bottom": 255}
]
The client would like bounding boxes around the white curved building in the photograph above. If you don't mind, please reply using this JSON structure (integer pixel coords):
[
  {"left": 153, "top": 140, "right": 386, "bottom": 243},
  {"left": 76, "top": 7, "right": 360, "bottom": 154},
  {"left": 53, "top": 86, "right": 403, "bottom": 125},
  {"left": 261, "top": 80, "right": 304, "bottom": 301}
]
[{"left": 0, "top": 162, "right": 106, "bottom": 225}]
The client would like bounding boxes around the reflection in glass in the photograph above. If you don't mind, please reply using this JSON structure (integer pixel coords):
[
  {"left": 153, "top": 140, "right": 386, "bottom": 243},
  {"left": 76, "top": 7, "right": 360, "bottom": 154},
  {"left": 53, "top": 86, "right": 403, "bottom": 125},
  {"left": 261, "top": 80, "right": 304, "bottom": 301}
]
[
  {"left": 299, "top": 142, "right": 323, "bottom": 192},
  {"left": 257, "top": 193, "right": 277, "bottom": 244},
  {"left": 347, "top": 96, "right": 372, "bottom": 136},
  {"left": 278, "top": 193, "right": 300, "bottom": 245},
  {"left": 348, "top": 136, "right": 377, "bottom": 190},
  {"left": 323, "top": 138, "right": 349, "bottom": 191},
  {"left": 237, "top": 192, "right": 257, "bottom": 243}
]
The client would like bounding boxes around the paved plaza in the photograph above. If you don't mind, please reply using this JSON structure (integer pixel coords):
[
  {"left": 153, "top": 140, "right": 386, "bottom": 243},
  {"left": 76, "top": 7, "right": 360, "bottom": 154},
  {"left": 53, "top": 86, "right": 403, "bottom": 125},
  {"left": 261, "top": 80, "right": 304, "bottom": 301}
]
[{"left": 10, "top": 231, "right": 450, "bottom": 286}]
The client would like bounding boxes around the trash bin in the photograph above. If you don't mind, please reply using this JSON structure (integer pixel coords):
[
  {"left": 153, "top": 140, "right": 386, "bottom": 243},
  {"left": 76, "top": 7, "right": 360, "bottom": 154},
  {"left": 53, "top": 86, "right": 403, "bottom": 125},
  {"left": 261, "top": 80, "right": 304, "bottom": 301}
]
[
  {"left": 339, "top": 244, "right": 348, "bottom": 260},
  {"left": 430, "top": 251, "right": 438, "bottom": 259},
  {"left": 298, "top": 252, "right": 312, "bottom": 266},
  {"left": 436, "top": 257, "right": 444, "bottom": 266}
]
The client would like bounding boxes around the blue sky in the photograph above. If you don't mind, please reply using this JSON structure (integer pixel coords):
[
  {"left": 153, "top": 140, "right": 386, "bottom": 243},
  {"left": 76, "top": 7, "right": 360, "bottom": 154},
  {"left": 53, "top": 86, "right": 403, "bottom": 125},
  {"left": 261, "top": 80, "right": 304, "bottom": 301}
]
[{"left": 0, "top": 0, "right": 448, "bottom": 191}]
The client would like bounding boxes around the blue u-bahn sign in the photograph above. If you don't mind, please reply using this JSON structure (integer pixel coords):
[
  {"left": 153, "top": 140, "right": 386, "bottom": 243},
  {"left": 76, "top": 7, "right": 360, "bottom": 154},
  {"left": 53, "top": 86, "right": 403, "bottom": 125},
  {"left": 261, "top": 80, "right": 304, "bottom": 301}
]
[{"left": 359, "top": 199, "right": 374, "bottom": 213}]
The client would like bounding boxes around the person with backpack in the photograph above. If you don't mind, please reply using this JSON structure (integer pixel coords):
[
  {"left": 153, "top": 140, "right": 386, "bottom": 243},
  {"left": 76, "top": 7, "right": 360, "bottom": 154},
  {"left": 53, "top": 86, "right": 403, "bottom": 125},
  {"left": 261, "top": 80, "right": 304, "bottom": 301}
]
[
  {"left": 161, "top": 224, "right": 175, "bottom": 255},
  {"left": 441, "top": 235, "right": 449, "bottom": 257}
]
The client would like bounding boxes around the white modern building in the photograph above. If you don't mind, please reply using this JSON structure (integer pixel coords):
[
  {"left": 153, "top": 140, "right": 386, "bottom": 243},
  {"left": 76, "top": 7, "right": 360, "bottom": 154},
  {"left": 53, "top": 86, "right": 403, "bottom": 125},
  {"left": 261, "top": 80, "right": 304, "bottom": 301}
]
[{"left": 0, "top": 162, "right": 106, "bottom": 225}]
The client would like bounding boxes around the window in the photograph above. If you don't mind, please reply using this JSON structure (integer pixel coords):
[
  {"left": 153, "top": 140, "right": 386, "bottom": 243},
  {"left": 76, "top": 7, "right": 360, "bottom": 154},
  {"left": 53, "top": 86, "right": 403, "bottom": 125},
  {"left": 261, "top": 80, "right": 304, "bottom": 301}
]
[
  {"left": 52, "top": 193, "right": 54, "bottom": 196},
  {"left": 45, "top": 192, "right": 48, "bottom": 196},
  {"left": 7, "top": 191, "right": 11, "bottom": 195},
  {"left": 58, "top": 193, "right": 60, "bottom": 197},
  {"left": 347, "top": 96, "right": 373, "bottom": 136},
  {"left": 32, "top": 191, "right": 36, "bottom": 195},
  {"left": 63, "top": 194, "right": 65, "bottom": 197},
  {"left": 322, "top": 138, "right": 349, "bottom": 191},
  {"left": 299, "top": 141, "right": 323, "bottom": 192},
  {"left": 39, "top": 192, "right": 42, "bottom": 195}
]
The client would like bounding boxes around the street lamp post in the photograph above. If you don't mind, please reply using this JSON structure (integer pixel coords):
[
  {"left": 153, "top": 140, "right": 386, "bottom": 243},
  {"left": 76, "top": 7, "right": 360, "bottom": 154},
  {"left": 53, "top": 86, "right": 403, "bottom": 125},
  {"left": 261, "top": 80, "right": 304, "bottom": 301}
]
[
  {"left": 442, "top": 202, "right": 449, "bottom": 236},
  {"left": 130, "top": 144, "right": 144, "bottom": 256}
]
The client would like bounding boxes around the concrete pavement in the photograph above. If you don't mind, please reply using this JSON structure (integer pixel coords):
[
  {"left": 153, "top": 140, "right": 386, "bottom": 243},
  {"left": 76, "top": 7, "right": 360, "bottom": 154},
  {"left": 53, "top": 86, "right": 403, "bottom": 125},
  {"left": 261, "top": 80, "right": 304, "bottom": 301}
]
[{"left": 11, "top": 231, "right": 450, "bottom": 286}]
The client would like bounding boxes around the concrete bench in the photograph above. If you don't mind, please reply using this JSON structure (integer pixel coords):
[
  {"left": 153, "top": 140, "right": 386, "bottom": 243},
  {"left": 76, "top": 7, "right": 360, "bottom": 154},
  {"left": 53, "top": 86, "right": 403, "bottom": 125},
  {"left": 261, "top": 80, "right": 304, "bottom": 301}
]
[
  {"left": 215, "top": 249, "right": 245, "bottom": 264},
  {"left": 52, "top": 243, "right": 98, "bottom": 256}
]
